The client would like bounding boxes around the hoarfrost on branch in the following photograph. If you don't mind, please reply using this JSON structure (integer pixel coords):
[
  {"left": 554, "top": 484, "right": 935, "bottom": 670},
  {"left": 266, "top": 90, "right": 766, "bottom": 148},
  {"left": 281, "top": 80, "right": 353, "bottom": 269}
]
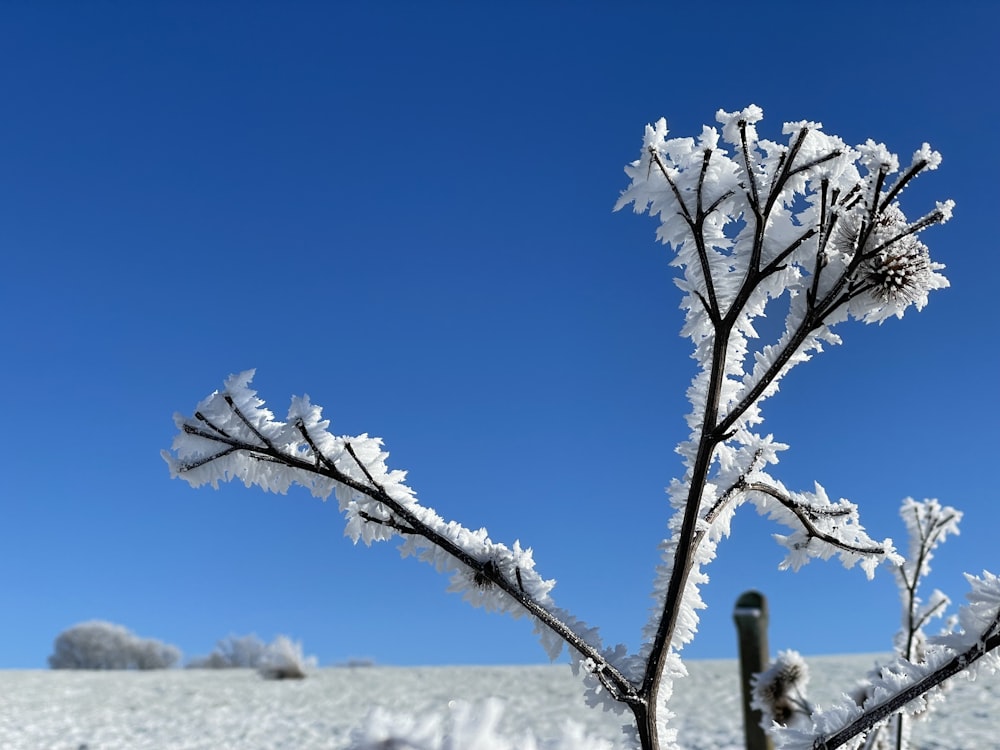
[{"left": 164, "top": 105, "right": 998, "bottom": 750}]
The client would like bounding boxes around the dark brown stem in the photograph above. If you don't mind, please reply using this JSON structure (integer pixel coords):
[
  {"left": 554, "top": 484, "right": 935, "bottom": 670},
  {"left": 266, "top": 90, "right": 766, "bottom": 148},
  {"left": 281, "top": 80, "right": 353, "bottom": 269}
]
[{"left": 746, "top": 482, "right": 888, "bottom": 557}]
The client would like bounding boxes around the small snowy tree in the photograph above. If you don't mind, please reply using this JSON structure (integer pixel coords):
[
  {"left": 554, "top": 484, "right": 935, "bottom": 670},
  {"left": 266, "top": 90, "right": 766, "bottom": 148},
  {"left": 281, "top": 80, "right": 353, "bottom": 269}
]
[
  {"left": 49, "top": 620, "right": 181, "bottom": 670},
  {"left": 164, "top": 106, "right": 1000, "bottom": 749}
]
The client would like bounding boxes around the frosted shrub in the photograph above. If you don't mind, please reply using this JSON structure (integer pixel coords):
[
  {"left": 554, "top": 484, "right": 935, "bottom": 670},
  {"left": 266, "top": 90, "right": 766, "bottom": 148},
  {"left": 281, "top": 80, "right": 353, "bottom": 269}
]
[
  {"left": 188, "top": 633, "right": 314, "bottom": 677},
  {"left": 164, "top": 106, "right": 999, "bottom": 749},
  {"left": 49, "top": 620, "right": 180, "bottom": 670},
  {"left": 257, "top": 635, "right": 317, "bottom": 680}
]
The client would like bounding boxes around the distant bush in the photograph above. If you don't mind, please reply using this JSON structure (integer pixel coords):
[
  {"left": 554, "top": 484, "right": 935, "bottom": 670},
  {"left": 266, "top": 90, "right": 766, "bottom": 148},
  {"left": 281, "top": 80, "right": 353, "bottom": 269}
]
[
  {"left": 186, "top": 633, "right": 269, "bottom": 669},
  {"left": 49, "top": 620, "right": 181, "bottom": 670},
  {"left": 187, "top": 632, "right": 316, "bottom": 678},
  {"left": 257, "top": 635, "right": 316, "bottom": 680}
]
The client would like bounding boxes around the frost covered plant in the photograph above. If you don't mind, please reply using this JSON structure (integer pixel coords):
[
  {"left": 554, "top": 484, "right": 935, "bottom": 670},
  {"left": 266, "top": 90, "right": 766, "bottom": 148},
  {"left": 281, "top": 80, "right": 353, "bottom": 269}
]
[
  {"left": 164, "top": 106, "right": 997, "bottom": 749},
  {"left": 257, "top": 635, "right": 317, "bottom": 680},
  {"left": 760, "top": 499, "right": 967, "bottom": 749},
  {"left": 860, "top": 499, "right": 962, "bottom": 750},
  {"left": 187, "top": 633, "right": 315, "bottom": 676},
  {"left": 768, "top": 498, "right": 966, "bottom": 750},
  {"left": 774, "top": 578, "right": 1000, "bottom": 750}
]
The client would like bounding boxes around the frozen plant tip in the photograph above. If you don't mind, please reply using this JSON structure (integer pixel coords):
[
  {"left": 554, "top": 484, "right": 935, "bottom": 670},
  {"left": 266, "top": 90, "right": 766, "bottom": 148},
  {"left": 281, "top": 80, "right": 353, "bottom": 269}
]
[
  {"left": 166, "top": 106, "right": 996, "bottom": 750},
  {"left": 753, "top": 650, "right": 812, "bottom": 729}
]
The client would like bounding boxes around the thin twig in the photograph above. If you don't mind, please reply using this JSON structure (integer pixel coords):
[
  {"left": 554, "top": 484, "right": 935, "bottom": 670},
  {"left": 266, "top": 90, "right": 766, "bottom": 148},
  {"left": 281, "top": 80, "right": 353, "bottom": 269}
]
[
  {"left": 224, "top": 395, "right": 276, "bottom": 452},
  {"left": 880, "top": 160, "right": 928, "bottom": 212},
  {"left": 295, "top": 418, "right": 339, "bottom": 472},
  {"left": 746, "top": 482, "right": 887, "bottom": 557},
  {"left": 357, "top": 510, "right": 417, "bottom": 535}
]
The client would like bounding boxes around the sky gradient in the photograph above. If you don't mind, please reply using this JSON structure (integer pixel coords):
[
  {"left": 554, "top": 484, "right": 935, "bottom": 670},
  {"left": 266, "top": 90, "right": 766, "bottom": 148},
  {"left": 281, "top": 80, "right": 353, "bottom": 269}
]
[{"left": 2, "top": 1, "right": 998, "bottom": 669}]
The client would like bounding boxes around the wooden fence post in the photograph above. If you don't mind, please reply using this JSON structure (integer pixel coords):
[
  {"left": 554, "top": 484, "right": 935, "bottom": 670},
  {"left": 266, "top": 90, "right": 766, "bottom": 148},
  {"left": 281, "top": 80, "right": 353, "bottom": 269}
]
[{"left": 733, "top": 590, "right": 774, "bottom": 750}]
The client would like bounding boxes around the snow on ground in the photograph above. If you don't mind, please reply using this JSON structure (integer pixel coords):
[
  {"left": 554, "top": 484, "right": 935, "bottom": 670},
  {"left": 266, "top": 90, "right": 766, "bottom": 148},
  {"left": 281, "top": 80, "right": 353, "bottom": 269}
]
[{"left": 0, "top": 655, "right": 996, "bottom": 749}]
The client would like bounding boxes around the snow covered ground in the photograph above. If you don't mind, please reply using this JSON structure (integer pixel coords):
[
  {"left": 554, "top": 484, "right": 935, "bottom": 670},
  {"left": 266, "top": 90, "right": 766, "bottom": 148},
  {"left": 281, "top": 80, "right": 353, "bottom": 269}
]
[{"left": 1, "top": 654, "right": 996, "bottom": 749}]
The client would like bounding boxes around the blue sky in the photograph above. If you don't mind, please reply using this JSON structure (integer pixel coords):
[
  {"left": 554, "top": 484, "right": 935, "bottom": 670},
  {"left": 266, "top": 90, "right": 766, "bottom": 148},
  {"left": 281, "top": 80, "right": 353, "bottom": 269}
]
[{"left": 1, "top": 1, "right": 998, "bottom": 669}]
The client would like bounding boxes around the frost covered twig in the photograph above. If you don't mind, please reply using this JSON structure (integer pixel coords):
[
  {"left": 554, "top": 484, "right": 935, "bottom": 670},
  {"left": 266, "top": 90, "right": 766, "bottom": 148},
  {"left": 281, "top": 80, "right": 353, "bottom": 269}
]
[
  {"left": 164, "top": 372, "right": 641, "bottom": 709},
  {"left": 895, "top": 499, "right": 961, "bottom": 663},
  {"left": 746, "top": 482, "right": 890, "bottom": 559}
]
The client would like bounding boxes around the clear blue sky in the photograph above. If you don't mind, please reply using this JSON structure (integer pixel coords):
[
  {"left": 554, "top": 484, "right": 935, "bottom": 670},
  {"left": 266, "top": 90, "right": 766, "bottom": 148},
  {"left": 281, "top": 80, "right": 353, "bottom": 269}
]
[{"left": 2, "top": 1, "right": 998, "bottom": 669}]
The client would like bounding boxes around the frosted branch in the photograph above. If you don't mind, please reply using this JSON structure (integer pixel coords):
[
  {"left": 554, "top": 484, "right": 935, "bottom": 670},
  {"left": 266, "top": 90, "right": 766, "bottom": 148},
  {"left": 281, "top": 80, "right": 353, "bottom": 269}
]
[
  {"left": 164, "top": 371, "right": 641, "bottom": 711},
  {"left": 747, "top": 482, "right": 891, "bottom": 559}
]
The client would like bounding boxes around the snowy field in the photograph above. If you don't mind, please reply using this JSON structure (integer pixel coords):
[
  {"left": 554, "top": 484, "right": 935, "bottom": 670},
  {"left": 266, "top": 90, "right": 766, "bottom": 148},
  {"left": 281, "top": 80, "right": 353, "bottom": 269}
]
[{"left": 1, "top": 654, "right": 996, "bottom": 749}]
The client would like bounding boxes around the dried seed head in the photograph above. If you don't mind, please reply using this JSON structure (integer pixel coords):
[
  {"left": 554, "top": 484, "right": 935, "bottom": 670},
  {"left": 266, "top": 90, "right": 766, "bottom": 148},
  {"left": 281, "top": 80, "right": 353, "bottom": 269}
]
[
  {"left": 835, "top": 203, "right": 947, "bottom": 321},
  {"left": 861, "top": 236, "right": 935, "bottom": 305},
  {"left": 752, "top": 650, "right": 811, "bottom": 727}
]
